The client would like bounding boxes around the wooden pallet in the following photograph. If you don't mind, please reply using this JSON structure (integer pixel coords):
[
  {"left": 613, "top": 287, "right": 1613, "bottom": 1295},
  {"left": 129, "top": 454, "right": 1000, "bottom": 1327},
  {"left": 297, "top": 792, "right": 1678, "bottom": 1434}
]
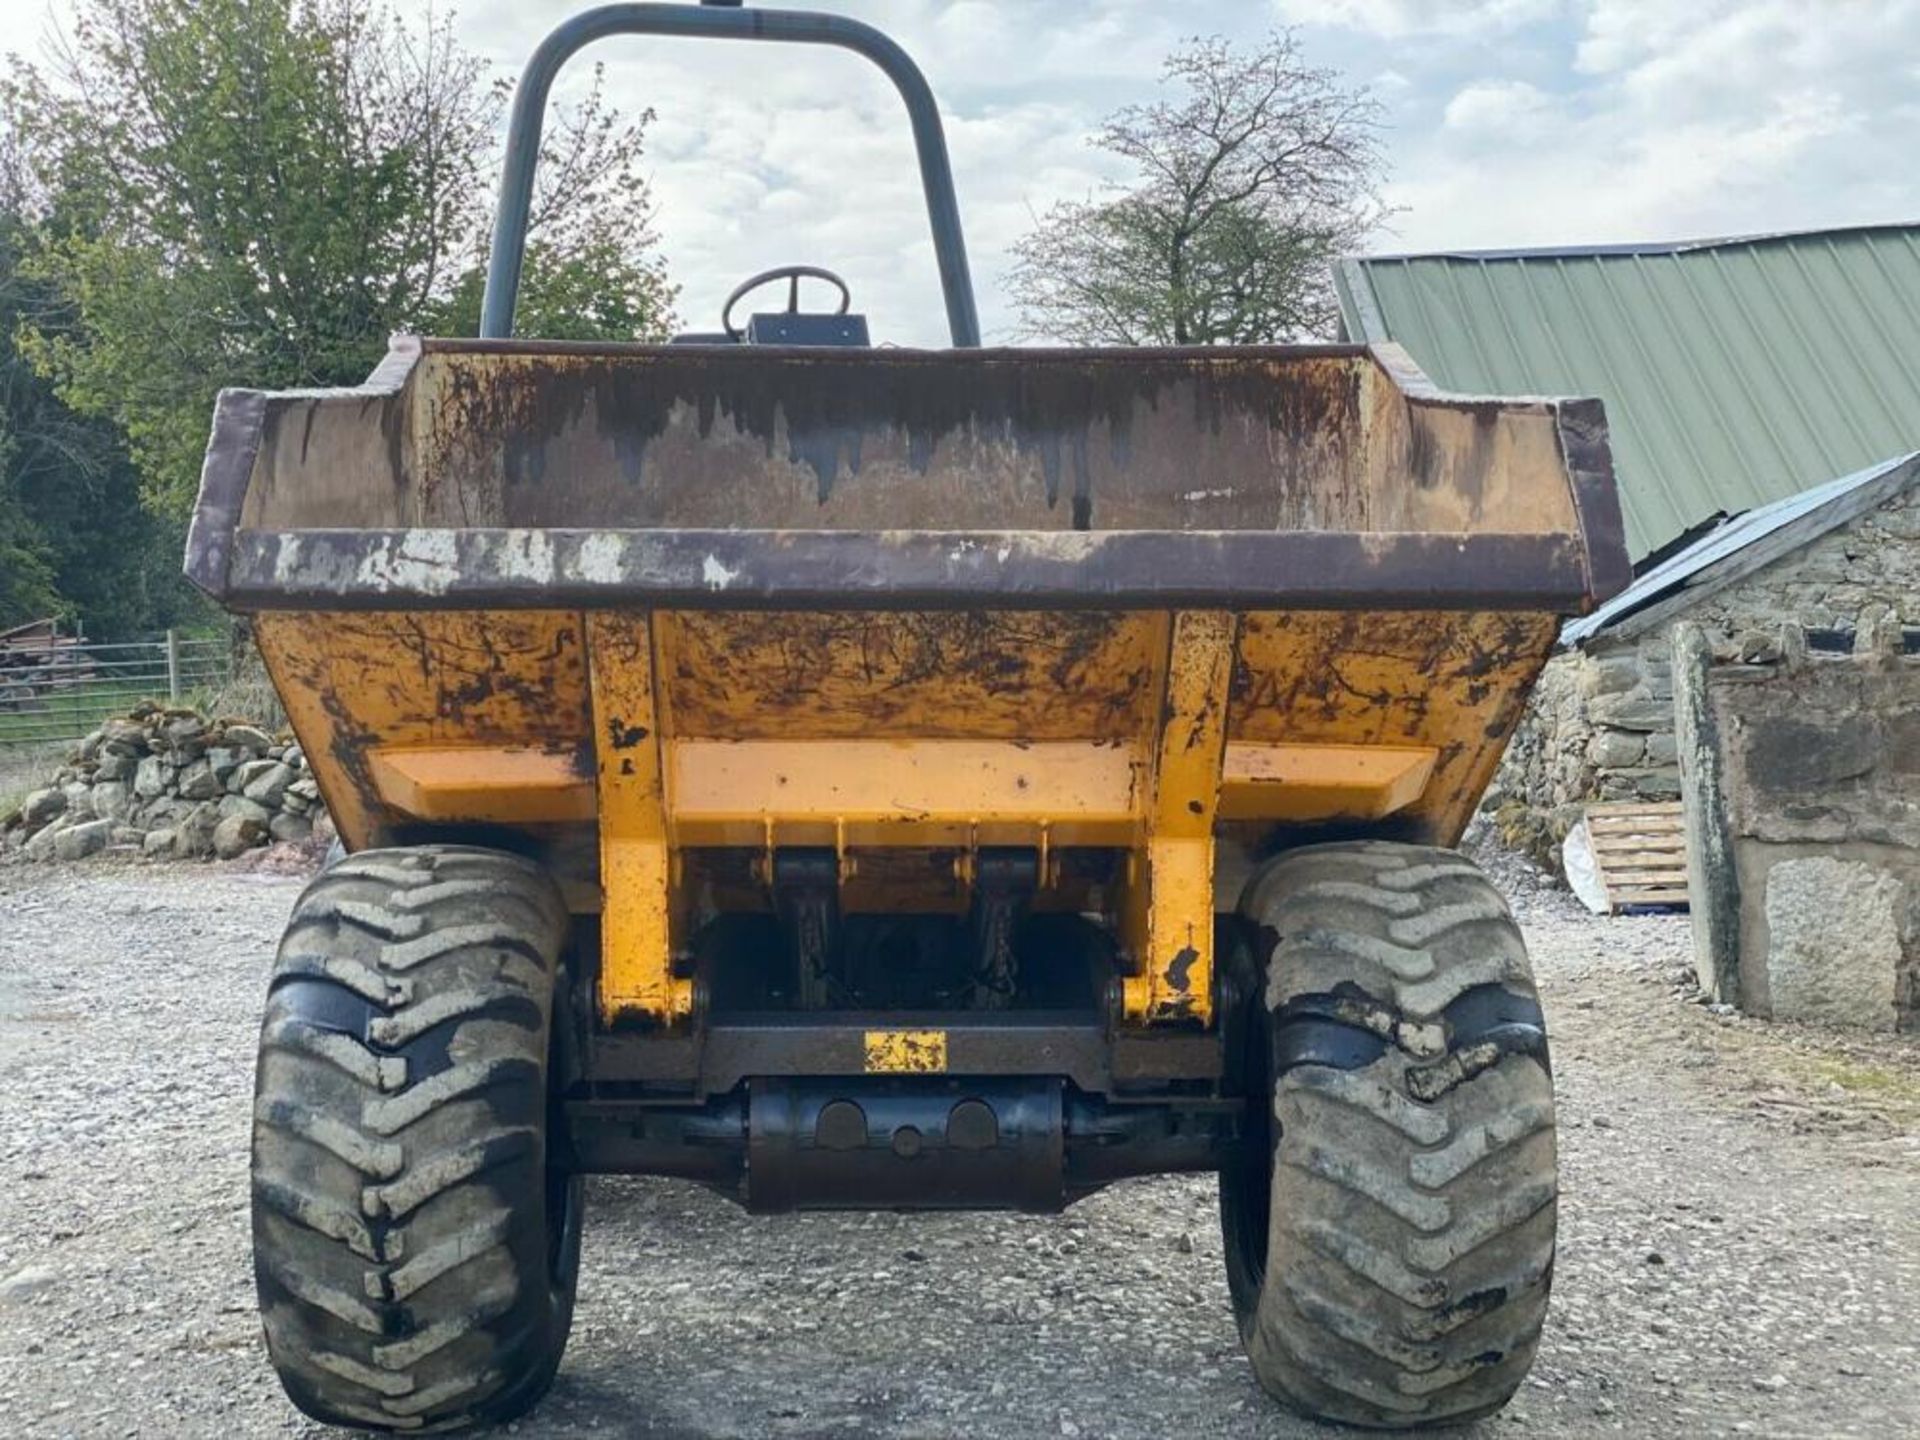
[{"left": 1585, "top": 800, "right": 1690, "bottom": 911}]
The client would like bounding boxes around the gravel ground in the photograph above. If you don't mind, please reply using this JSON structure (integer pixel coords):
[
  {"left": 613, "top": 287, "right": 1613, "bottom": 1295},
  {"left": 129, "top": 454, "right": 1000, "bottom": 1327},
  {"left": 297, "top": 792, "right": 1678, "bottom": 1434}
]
[{"left": 2, "top": 852, "right": 1918, "bottom": 1440}]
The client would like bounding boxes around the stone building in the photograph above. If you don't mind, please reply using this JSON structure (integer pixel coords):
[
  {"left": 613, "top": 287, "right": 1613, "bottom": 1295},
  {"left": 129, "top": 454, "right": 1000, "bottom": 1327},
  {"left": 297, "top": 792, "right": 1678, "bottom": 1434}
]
[
  {"left": 1674, "top": 617, "right": 1919, "bottom": 1031},
  {"left": 1334, "top": 224, "right": 1920, "bottom": 863},
  {"left": 1489, "top": 454, "right": 1920, "bottom": 860}
]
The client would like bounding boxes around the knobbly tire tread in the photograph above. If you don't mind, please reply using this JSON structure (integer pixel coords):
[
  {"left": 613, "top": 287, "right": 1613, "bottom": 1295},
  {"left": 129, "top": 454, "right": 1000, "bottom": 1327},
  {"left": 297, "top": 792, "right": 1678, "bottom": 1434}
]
[
  {"left": 251, "top": 845, "right": 581, "bottom": 1433},
  {"left": 1222, "top": 840, "right": 1555, "bottom": 1429}
]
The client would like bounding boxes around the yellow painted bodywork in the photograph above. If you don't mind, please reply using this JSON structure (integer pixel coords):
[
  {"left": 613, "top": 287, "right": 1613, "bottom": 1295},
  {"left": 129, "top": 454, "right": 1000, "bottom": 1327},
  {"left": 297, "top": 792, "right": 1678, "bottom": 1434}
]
[
  {"left": 863, "top": 1030, "right": 949, "bottom": 1074},
  {"left": 253, "top": 606, "right": 1558, "bottom": 1033},
  {"left": 583, "top": 613, "right": 691, "bottom": 1025},
  {"left": 1119, "top": 611, "right": 1235, "bottom": 1023},
  {"left": 1218, "top": 744, "right": 1436, "bottom": 821},
  {"left": 368, "top": 747, "right": 594, "bottom": 823}
]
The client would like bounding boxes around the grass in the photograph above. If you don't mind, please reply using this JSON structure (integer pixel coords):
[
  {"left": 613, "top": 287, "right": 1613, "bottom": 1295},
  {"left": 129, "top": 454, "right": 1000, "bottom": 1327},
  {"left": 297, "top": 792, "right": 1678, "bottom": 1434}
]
[
  {"left": 1808, "top": 1056, "right": 1920, "bottom": 1104},
  {"left": 0, "top": 678, "right": 280, "bottom": 816},
  {"left": 0, "top": 688, "right": 167, "bottom": 746},
  {"left": 1752, "top": 1046, "right": 1920, "bottom": 1132},
  {"left": 0, "top": 635, "right": 286, "bottom": 822},
  {"left": 0, "top": 667, "right": 275, "bottom": 749},
  {"left": 0, "top": 682, "right": 272, "bottom": 739},
  {"left": 199, "top": 665, "right": 286, "bottom": 730},
  {"left": 0, "top": 740, "right": 71, "bottom": 819}
]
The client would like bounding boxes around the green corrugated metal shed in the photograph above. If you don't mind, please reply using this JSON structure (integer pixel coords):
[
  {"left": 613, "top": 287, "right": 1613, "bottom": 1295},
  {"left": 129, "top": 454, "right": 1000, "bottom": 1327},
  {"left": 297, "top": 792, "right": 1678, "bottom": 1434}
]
[{"left": 1333, "top": 223, "right": 1920, "bottom": 560}]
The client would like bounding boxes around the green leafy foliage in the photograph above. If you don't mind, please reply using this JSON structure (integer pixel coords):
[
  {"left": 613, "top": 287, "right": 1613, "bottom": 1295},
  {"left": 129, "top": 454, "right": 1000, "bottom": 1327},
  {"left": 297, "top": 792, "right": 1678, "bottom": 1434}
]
[
  {"left": 0, "top": 485, "right": 60, "bottom": 626},
  {"left": 8, "top": 0, "right": 677, "bottom": 524},
  {"left": 1010, "top": 33, "right": 1384, "bottom": 346},
  {"left": 429, "top": 237, "right": 679, "bottom": 344},
  {"left": 0, "top": 189, "right": 193, "bottom": 637}
]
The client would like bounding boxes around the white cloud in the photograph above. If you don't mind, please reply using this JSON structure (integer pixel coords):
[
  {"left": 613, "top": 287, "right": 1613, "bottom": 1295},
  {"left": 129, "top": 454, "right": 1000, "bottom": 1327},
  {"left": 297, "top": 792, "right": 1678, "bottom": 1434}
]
[
  {"left": 1391, "top": 89, "right": 1863, "bottom": 249},
  {"left": 1382, "top": 0, "right": 1919, "bottom": 255},
  {"left": 451, "top": 0, "right": 1150, "bottom": 344},
  {"left": 1273, "top": 0, "right": 1566, "bottom": 39},
  {"left": 14, "top": 0, "right": 1914, "bottom": 345},
  {"left": 456, "top": 0, "right": 1917, "bottom": 345},
  {"left": 1442, "top": 80, "right": 1554, "bottom": 134},
  {"left": 1579, "top": 0, "right": 1866, "bottom": 119}
]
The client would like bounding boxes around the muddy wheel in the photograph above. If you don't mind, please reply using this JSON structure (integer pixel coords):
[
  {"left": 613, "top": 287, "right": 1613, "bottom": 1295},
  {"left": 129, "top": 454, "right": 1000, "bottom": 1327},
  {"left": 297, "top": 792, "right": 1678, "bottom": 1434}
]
[
  {"left": 251, "top": 845, "right": 582, "bottom": 1432},
  {"left": 1220, "top": 841, "right": 1555, "bottom": 1429}
]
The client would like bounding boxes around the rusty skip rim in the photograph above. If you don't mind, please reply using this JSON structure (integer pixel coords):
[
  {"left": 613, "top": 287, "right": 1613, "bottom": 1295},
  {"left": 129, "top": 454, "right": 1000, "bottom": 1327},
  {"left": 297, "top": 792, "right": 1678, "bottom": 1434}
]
[
  {"left": 425, "top": 337, "right": 1375, "bottom": 364},
  {"left": 203, "top": 525, "right": 1601, "bottom": 612},
  {"left": 181, "top": 335, "right": 1634, "bottom": 615}
]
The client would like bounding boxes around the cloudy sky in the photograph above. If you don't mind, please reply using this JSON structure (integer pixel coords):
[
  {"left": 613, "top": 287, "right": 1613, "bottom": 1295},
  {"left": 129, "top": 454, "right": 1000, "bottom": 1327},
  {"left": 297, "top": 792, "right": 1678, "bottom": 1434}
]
[{"left": 17, "top": 1, "right": 1920, "bottom": 345}]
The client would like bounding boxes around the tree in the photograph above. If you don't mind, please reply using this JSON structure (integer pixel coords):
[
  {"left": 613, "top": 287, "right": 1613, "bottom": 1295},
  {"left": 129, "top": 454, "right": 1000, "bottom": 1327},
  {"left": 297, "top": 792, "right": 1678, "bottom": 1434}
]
[
  {"left": 0, "top": 133, "right": 189, "bottom": 637},
  {"left": 8, "top": 0, "right": 677, "bottom": 521},
  {"left": 1009, "top": 33, "right": 1384, "bottom": 346},
  {"left": 0, "top": 245, "right": 195, "bottom": 637},
  {"left": 0, "top": 239, "right": 191, "bottom": 637},
  {"left": 0, "top": 463, "right": 61, "bottom": 626}
]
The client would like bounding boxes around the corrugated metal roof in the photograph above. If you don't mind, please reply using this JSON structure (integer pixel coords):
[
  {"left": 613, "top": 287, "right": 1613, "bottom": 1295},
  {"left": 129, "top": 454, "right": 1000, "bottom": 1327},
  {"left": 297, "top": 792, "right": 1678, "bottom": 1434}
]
[
  {"left": 1334, "top": 223, "right": 1920, "bottom": 559},
  {"left": 1561, "top": 449, "right": 1920, "bottom": 645}
]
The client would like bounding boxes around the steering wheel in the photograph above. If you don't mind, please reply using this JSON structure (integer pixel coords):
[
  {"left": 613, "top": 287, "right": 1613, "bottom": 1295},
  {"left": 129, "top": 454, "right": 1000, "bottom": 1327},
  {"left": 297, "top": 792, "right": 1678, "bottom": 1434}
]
[{"left": 721, "top": 264, "right": 853, "bottom": 341}]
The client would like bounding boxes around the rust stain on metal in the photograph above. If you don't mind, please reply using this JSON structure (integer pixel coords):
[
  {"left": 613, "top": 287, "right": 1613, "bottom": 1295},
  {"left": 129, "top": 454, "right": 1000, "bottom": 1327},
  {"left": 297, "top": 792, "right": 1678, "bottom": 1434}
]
[
  {"left": 658, "top": 610, "right": 1165, "bottom": 740},
  {"left": 411, "top": 347, "right": 1369, "bottom": 534},
  {"left": 251, "top": 610, "right": 591, "bottom": 848},
  {"left": 1228, "top": 609, "right": 1558, "bottom": 844},
  {"left": 607, "top": 718, "right": 650, "bottom": 749},
  {"left": 197, "top": 331, "right": 1626, "bottom": 1054}
]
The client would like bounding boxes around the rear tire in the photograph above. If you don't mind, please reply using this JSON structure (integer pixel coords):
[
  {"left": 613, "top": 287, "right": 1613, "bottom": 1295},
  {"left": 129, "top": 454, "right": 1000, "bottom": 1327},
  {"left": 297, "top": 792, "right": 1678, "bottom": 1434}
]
[
  {"left": 251, "top": 845, "right": 582, "bottom": 1432},
  {"left": 1221, "top": 841, "right": 1555, "bottom": 1429}
]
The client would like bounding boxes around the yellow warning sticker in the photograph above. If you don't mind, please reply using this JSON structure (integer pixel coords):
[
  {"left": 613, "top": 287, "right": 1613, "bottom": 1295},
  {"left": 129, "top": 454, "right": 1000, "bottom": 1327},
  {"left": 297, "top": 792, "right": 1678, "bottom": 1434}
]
[{"left": 863, "top": 1029, "right": 948, "bottom": 1073}]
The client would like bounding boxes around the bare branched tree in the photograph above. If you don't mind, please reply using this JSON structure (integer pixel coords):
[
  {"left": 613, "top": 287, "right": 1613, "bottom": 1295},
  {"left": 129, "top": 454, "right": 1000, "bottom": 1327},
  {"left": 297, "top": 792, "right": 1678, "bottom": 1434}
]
[{"left": 1010, "top": 33, "right": 1385, "bottom": 346}]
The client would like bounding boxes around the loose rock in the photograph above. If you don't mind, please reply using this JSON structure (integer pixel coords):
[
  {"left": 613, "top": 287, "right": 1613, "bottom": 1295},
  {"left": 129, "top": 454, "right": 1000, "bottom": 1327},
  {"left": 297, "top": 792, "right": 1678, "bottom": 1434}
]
[
  {"left": 229, "top": 757, "right": 280, "bottom": 795},
  {"left": 92, "top": 751, "right": 133, "bottom": 782},
  {"left": 0, "top": 706, "right": 330, "bottom": 862},
  {"left": 91, "top": 780, "right": 132, "bottom": 821},
  {"left": 0, "top": 849, "right": 1916, "bottom": 1437},
  {"left": 52, "top": 818, "right": 113, "bottom": 861},
  {"left": 132, "top": 754, "right": 171, "bottom": 799},
  {"left": 242, "top": 762, "right": 296, "bottom": 807},
  {"left": 217, "top": 794, "right": 272, "bottom": 827},
  {"left": 0, "top": 1266, "right": 57, "bottom": 1304},
  {"left": 223, "top": 723, "right": 273, "bottom": 755},
  {"left": 176, "top": 759, "right": 222, "bottom": 801},
  {"left": 212, "top": 813, "right": 267, "bottom": 859}
]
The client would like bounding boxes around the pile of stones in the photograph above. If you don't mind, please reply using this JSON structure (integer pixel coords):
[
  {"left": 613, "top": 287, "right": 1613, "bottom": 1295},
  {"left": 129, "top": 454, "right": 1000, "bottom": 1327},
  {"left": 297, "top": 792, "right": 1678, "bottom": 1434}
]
[{"left": 1, "top": 702, "right": 334, "bottom": 861}]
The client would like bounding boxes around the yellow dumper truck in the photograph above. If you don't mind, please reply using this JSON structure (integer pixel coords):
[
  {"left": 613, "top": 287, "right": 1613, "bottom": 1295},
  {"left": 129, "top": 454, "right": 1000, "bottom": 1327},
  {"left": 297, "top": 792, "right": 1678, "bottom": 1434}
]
[{"left": 189, "top": 4, "right": 1630, "bottom": 1431}]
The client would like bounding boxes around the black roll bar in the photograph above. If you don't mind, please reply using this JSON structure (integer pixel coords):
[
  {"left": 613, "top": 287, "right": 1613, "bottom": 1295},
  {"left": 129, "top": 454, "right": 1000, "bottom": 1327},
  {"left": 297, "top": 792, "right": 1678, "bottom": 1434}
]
[{"left": 479, "top": 2, "right": 981, "bottom": 346}]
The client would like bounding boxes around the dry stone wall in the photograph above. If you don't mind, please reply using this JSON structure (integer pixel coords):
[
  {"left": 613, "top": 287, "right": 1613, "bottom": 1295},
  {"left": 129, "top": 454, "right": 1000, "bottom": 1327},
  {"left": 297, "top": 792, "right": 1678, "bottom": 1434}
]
[
  {"left": 1490, "top": 479, "right": 1920, "bottom": 868},
  {"left": 1, "top": 703, "right": 333, "bottom": 862},
  {"left": 1486, "top": 642, "right": 1678, "bottom": 864}
]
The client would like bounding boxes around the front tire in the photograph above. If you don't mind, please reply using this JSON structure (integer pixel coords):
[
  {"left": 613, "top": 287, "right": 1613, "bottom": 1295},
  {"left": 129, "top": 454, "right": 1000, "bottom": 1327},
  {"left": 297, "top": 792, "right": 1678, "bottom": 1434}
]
[
  {"left": 1221, "top": 841, "right": 1556, "bottom": 1428},
  {"left": 251, "top": 845, "right": 583, "bottom": 1432}
]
